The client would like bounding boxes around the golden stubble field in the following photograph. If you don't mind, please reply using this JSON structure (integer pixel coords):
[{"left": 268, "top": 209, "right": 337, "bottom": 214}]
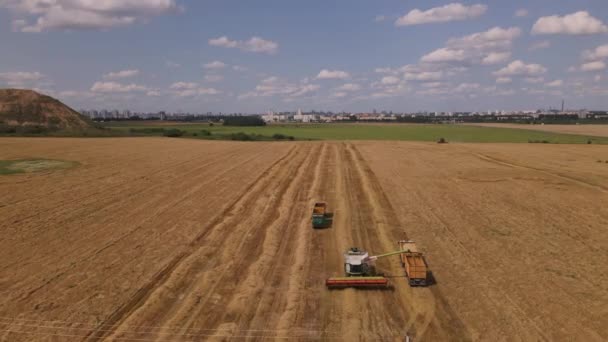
[{"left": 0, "top": 137, "right": 606, "bottom": 341}]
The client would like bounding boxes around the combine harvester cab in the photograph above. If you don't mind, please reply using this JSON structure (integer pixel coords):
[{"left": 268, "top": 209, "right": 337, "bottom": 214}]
[
  {"left": 398, "top": 240, "right": 428, "bottom": 287},
  {"left": 311, "top": 202, "right": 331, "bottom": 229}
]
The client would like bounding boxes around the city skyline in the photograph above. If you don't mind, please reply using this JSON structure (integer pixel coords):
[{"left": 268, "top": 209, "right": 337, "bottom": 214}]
[{"left": 1, "top": 1, "right": 608, "bottom": 113}]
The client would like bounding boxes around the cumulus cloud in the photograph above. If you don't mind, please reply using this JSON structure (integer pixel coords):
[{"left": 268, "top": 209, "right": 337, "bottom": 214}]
[
  {"left": 515, "top": 9, "right": 528, "bottom": 17},
  {"left": 421, "top": 48, "right": 466, "bottom": 63},
  {"left": 494, "top": 60, "right": 547, "bottom": 77},
  {"left": 482, "top": 52, "right": 511, "bottom": 65},
  {"left": 582, "top": 44, "right": 608, "bottom": 61},
  {"left": 316, "top": 69, "right": 350, "bottom": 80},
  {"left": 239, "top": 76, "right": 320, "bottom": 99},
  {"left": 170, "top": 82, "right": 198, "bottom": 90},
  {"left": 203, "top": 60, "right": 226, "bottom": 69},
  {"left": 336, "top": 83, "right": 361, "bottom": 91},
  {"left": 496, "top": 77, "right": 512, "bottom": 84},
  {"left": 204, "top": 75, "right": 224, "bottom": 82},
  {"left": 381, "top": 76, "right": 400, "bottom": 85},
  {"left": 447, "top": 27, "right": 522, "bottom": 52},
  {"left": 396, "top": 3, "right": 487, "bottom": 26},
  {"left": 91, "top": 81, "right": 147, "bottom": 93},
  {"left": 545, "top": 80, "right": 563, "bottom": 87},
  {"left": 103, "top": 69, "right": 139, "bottom": 80},
  {"left": 532, "top": 11, "right": 608, "bottom": 35},
  {"left": 419, "top": 27, "right": 521, "bottom": 67},
  {"left": 208, "top": 36, "right": 279, "bottom": 54},
  {"left": 2, "top": 0, "right": 181, "bottom": 32},
  {"left": 404, "top": 71, "right": 443, "bottom": 81},
  {"left": 524, "top": 77, "right": 544, "bottom": 84},
  {"left": 581, "top": 61, "right": 606, "bottom": 71},
  {"left": 168, "top": 82, "right": 220, "bottom": 96},
  {"left": 0, "top": 71, "right": 45, "bottom": 86}
]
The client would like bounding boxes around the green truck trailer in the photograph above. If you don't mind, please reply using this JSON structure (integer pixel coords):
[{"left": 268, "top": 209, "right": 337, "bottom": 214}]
[{"left": 312, "top": 202, "right": 331, "bottom": 228}]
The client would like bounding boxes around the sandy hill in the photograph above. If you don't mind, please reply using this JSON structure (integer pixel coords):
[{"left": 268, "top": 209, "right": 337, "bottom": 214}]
[{"left": 0, "top": 89, "right": 93, "bottom": 130}]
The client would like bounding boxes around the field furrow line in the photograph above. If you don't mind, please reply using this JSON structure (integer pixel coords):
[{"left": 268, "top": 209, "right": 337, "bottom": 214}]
[{"left": 81, "top": 144, "right": 300, "bottom": 342}]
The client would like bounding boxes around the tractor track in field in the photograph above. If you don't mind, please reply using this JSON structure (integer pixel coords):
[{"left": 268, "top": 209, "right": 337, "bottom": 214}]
[
  {"left": 474, "top": 152, "right": 608, "bottom": 193},
  {"left": 5, "top": 144, "right": 261, "bottom": 230},
  {"left": 3, "top": 138, "right": 606, "bottom": 341},
  {"left": 83, "top": 144, "right": 302, "bottom": 341},
  {"left": 5, "top": 145, "right": 280, "bottom": 287}
]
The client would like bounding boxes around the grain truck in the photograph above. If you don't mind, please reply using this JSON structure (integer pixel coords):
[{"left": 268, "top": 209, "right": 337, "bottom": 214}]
[
  {"left": 311, "top": 202, "right": 331, "bottom": 228},
  {"left": 397, "top": 240, "right": 428, "bottom": 286}
]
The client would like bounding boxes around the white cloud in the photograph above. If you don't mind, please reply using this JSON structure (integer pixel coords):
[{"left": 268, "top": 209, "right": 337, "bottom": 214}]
[
  {"left": 0, "top": 71, "right": 45, "bottom": 86},
  {"left": 482, "top": 52, "right": 511, "bottom": 65},
  {"left": 91, "top": 81, "right": 147, "bottom": 93},
  {"left": 529, "top": 40, "right": 551, "bottom": 51},
  {"left": 532, "top": 11, "right": 608, "bottom": 35},
  {"left": 381, "top": 76, "right": 401, "bottom": 85},
  {"left": 336, "top": 83, "right": 361, "bottom": 91},
  {"left": 515, "top": 9, "right": 528, "bottom": 18},
  {"left": 581, "top": 61, "right": 606, "bottom": 71},
  {"left": 316, "top": 69, "right": 350, "bottom": 80},
  {"left": 404, "top": 71, "right": 443, "bottom": 81},
  {"left": 2, "top": 0, "right": 181, "bottom": 32},
  {"left": 103, "top": 69, "right": 139, "bottom": 80},
  {"left": 208, "top": 36, "right": 238, "bottom": 48},
  {"left": 396, "top": 3, "right": 487, "bottom": 26},
  {"left": 208, "top": 36, "right": 278, "bottom": 54},
  {"left": 454, "top": 82, "right": 480, "bottom": 92},
  {"left": 232, "top": 65, "right": 247, "bottom": 72},
  {"left": 546, "top": 80, "right": 563, "bottom": 87},
  {"left": 494, "top": 60, "right": 547, "bottom": 77},
  {"left": 203, "top": 60, "right": 226, "bottom": 69},
  {"left": 290, "top": 84, "right": 320, "bottom": 97},
  {"left": 331, "top": 91, "right": 348, "bottom": 98},
  {"left": 419, "top": 27, "right": 521, "bottom": 67},
  {"left": 374, "top": 15, "right": 386, "bottom": 22},
  {"left": 239, "top": 76, "right": 320, "bottom": 99},
  {"left": 496, "top": 77, "right": 512, "bottom": 84},
  {"left": 421, "top": 48, "right": 466, "bottom": 63},
  {"left": 170, "top": 82, "right": 198, "bottom": 90},
  {"left": 582, "top": 44, "right": 608, "bottom": 61},
  {"left": 447, "top": 27, "right": 522, "bottom": 52},
  {"left": 166, "top": 61, "right": 181, "bottom": 68},
  {"left": 595, "top": 75, "right": 602, "bottom": 82},
  {"left": 173, "top": 87, "right": 220, "bottom": 97},
  {"left": 524, "top": 77, "right": 544, "bottom": 84},
  {"left": 146, "top": 90, "right": 161, "bottom": 97},
  {"left": 204, "top": 75, "right": 224, "bottom": 82}
]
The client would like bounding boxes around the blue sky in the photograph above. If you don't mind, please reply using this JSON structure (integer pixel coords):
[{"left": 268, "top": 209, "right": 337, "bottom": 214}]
[{"left": 1, "top": 0, "right": 607, "bottom": 113}]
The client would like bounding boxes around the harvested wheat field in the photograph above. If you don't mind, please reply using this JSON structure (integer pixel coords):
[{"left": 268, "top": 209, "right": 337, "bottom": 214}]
[
  {"left": 0, "top": 138, "right": 607, "bottom": 341},
  {"left": 468, "top": 123, "right": 608, "bottom": 138}
]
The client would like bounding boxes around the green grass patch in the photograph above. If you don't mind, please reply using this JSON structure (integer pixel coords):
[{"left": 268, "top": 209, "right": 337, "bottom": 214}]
[
  {"left": 102, "top": 122, "right": 608, "bottom": 144},
  {"left": 0, "top": 159, "right": 78, "bottom": 175}
]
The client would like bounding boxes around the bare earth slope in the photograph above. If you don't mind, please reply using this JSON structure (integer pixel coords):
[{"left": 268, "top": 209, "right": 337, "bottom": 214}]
[
  {"left": 0, "top": 138, "right": 607, "bottom": 341},
  {"left": 0, "top": 89, "right": 92, "bottom": 130},
  {"left": 467, "top": 122, "right": 608, "bottom": 138}
]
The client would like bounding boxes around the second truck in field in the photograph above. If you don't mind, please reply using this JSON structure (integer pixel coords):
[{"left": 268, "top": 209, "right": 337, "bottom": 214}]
[{"left": 312, "top": 202, "right": 332, "bottom": 228}]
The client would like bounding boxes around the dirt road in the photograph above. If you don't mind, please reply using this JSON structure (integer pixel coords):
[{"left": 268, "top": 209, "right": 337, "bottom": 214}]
[{"left": 0, "top": 138, "right": 606, "bottom": 341}]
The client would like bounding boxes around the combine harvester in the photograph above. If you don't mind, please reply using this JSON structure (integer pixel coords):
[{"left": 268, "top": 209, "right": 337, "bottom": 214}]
[
  {"left": 326, "top": 248, "right": 409, "bottom": 288},
  {"left": 311, "top": 202, "right": 332, "bottom": 228}
]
